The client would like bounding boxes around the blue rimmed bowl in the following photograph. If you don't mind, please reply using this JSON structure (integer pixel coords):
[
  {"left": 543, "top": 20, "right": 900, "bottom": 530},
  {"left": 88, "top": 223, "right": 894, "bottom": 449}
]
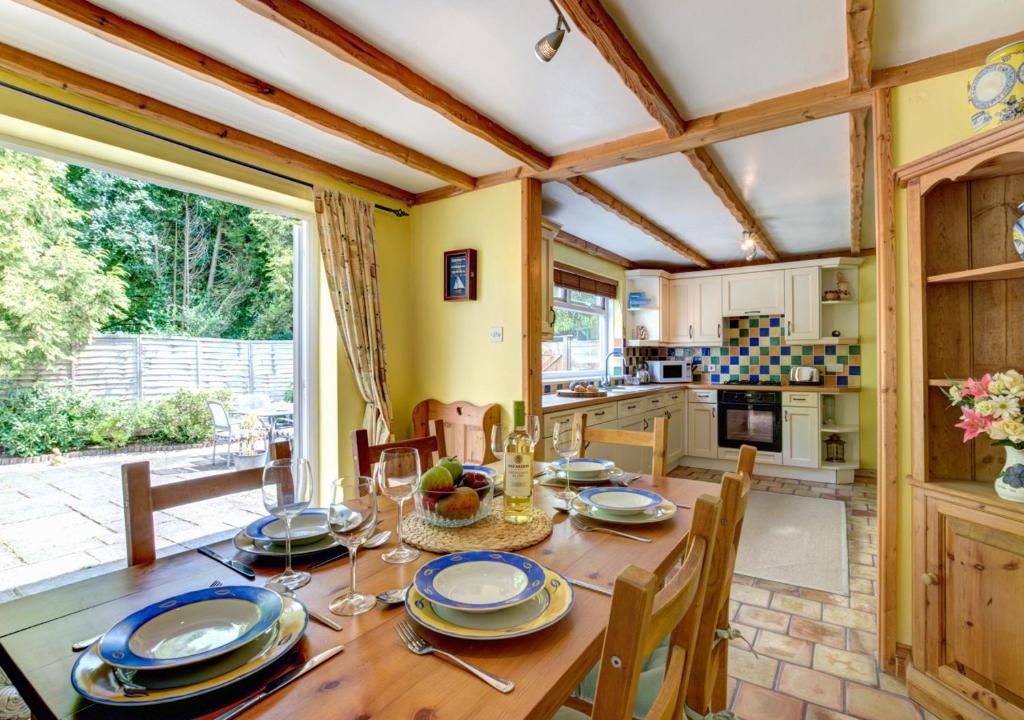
[
  {"left": 413, "top": 551, "right": 547, "bottom": 613},
  {"left": 578, "top": 487, "right": 664, "bottom": 516},
  {"left": 98, "top": 586, "right": 283, "bottom": 671},
  {"left": 548, "top": 458, "right": 615, "bottom": 479},
  {"left": 245, "top": 509, "right": 329, "bottom": 546}
]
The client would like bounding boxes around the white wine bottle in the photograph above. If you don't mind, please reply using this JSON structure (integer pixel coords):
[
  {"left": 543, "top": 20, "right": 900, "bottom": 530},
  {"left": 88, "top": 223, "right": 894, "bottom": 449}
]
[{"left": 503, "top": 400, "right": 534, "bottom": 524}]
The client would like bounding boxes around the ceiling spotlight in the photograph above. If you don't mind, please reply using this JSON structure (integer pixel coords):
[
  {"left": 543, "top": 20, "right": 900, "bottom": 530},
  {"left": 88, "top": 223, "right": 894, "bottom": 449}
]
[
  {"left": 740, "top": 230, "right": 758, "bottom": 261},
  {"left": 535, "top": 0, "right": 570, "bottom": 62}
]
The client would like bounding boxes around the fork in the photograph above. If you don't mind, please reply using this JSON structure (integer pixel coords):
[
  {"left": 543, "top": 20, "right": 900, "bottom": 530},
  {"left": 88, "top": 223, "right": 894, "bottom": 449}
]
[
  {"left": 72, "top": 580, "right": 224, "bottom": 652},
  {"left": 394, "top": 620, "right": 514, "bottom": 693},
  {"left": 571, "top": 515, "right": 652, "bottom": 543}
]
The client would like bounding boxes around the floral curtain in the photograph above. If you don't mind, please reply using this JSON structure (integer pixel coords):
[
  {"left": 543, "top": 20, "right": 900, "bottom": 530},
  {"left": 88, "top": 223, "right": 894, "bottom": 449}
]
[{"left": 313, "top": 187, "right": 394, "bottom": 443}]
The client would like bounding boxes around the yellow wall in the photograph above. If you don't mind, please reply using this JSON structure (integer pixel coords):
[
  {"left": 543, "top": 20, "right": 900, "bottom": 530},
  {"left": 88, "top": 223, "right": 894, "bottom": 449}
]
[
  {"left": 858, "top": 255, "right": 877, "bottom": 470},
  {"left": 891, "top": 68, "right": 980, "bottom": 643},
  {"left": 407, "top": 184, "right": 524, "bottom": 431}
]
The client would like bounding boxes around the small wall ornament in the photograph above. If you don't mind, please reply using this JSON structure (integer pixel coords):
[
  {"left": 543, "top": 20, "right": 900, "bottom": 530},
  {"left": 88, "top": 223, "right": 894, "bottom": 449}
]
[
  {"left": 443, "top": 249, "right": 477, "bottom": 301},
  {"left": 968, "top": 40, "right": 1024, "bottom": 132}
]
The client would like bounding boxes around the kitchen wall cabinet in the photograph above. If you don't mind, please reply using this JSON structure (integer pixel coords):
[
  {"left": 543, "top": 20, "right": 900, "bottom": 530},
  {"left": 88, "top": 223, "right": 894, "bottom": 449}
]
[
  {"left": 722, "top": 270, "right": 785, "bottom": 316},
  {"left": 686, "top": 402, "right": 717, "bottom": 459},
  {"left": 784, "top": 267, "right": 821, "bottom": 342},
  {"left": 540, "top": 220, "right": 558, "bottom": 341},
  {"left": 665, "top": 278, "right": 689, "bottom": 344},
  {"left": 782, "top": 404, "right": 820, "bottom": 468},
  {"left": 689, "top": 276, "right": 724, "bottom": 344}
]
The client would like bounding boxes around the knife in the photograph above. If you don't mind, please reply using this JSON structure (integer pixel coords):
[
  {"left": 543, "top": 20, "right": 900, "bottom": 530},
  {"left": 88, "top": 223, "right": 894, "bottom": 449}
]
[
  {"left": 198, "top": 546, "right": 256, "bottom": 580},
  {"left": 214, "top": 645, "right": 345, "bottom": 720},
  {"left": 566, "top": 577, "right": 613, "bottom": 596}
]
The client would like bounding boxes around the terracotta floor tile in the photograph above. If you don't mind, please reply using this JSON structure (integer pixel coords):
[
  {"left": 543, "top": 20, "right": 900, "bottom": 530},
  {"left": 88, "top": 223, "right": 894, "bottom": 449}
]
[
  {"left": 850, "top": 563, "right": 877, "bottom": 580},
  {"left": 789, "top": 617, "right": 846, "bottom": 649},
  {"left": 846, "top": 682, "right": 922, "bottom": 720},
  {"left": 849, "top": 592, "right": 875, "bottom": 613},
  {"left": 879, "top": 671, "right": 910, "bottom": 696},
  {"left": 847, "top": 628, "right": 878, "bottom": 655},
  {"left": 805, "top": 706, "right": 857, "bottom": 720},
  {"left": 812, "top": 645, "right": 877, "bottom": 685},
  {"left": 754, "top": 578, "right": 802, "bottom": 594},
  {"left": 753, "top": 629, "right": 814, "bottom": 666},
  {"left": 732, "top": 683, "right": 805, "bottom": 720},
  {"left": 823, "top": 605, "right": 876, "bottom": 631},
  {"left": 728, "top": 645, "right": 779, "bottom": 688},
  {"left": 777, "top": 663, "right": 843, "bottom": 710},
  {"left": 800, "top": 589, "right": 850, "bottom": 607},
  {"left": 771, "top": 593, "right": 823, "bottom": 620},
  {"left": 731, "top": 582, "right": 772, "bottom": 607},
  {"left": 736, "top": 605, "right": 792, "bottom": 633},
  {"left": 849, "top": 577, "right": 873, "bottom": 594}
]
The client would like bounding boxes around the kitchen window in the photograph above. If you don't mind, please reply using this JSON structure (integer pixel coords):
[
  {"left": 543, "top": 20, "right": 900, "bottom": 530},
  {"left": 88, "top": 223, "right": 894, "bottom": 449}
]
[{"left": 542, "top": 286, "right": 616, "bottom": 381}]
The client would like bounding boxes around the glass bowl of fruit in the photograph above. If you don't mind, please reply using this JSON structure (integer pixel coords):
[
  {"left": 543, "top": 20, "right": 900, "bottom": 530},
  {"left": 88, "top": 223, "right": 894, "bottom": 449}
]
[{"left": 413, "top": 458, "right": 496, "bottom": 528}]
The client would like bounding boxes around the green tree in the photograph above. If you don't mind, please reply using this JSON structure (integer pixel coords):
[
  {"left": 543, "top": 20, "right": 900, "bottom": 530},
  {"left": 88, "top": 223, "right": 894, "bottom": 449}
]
[{"left": 0, "top": 149, "right": 127, "bottom": 378}]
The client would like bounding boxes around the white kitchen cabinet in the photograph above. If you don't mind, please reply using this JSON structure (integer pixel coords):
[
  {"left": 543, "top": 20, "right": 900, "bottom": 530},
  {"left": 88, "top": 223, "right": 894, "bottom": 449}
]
[
  {"left": 722, "top": 270, "right": 785, "bottom": 316},
  {"left": 665, "top": 278, "right": 689, "bottom": 344},
  {"left": 662, "top": 404, "right": 684, "bottom": 468},
  {"left": 582, "top": 416, "right": 623, "bottom": 470},
  {"left": 782, "top": 404, "right": 820, "bottom": 468},
  {"left": 540, "top": 220, "right": 558, "bottom": 341},
  {"left": 689, "top": 276, "right": 724, "bottom": 344},
  {"left": 687, "top": 402, "right": 718, "bottom": 459},
  {"left": 784, "top": 267, "right": 821, "bottom": 342}
]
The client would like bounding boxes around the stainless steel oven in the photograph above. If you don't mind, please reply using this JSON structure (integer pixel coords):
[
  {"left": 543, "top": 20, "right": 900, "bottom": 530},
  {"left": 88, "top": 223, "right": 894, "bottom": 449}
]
[{"left": 717, "top": 390, "right": 782, "bottom": 453}]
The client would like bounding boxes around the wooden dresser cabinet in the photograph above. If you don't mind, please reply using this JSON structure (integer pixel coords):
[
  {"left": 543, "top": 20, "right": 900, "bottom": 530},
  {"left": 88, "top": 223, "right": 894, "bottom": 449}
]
[{"left": 899, "top": 119, "right": 1024, "bottom": 720}]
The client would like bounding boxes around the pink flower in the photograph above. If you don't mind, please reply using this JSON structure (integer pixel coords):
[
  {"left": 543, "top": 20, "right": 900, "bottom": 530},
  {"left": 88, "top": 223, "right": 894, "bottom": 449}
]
[
  {"left": 962, "top": 374, "right": 992, "bottom": 399},
  {"left": 956, "top": 409, "right": 993, "bottom": 441}
]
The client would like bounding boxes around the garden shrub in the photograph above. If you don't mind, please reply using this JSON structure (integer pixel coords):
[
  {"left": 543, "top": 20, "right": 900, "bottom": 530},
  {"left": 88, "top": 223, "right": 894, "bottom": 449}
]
[{"left": 151, "top": 389, "right": 232, "bottom": 444}]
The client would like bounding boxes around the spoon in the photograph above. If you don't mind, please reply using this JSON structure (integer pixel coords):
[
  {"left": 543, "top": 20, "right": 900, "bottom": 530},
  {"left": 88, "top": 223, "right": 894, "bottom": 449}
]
[{"left": 376, "top": 587, "right": 408, "bottom": 606}]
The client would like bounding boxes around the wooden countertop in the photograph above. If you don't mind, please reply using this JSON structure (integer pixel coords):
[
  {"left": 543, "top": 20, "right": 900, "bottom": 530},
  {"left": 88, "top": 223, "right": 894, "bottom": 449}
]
[{"left": 542, "top": 382, "right": 860, "bottom": 413}]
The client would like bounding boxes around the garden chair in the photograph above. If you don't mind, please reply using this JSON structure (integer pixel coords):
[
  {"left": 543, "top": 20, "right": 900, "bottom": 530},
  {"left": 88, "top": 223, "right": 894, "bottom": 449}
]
[
  {"left": 207, "top": 399, "right": 245, "bottom": 467},
  {"left": 121, "top": 441, "right": 291, "bottom": 566},
  {"left": 351, "top": 420, "right": 448, "bottom": 477}
]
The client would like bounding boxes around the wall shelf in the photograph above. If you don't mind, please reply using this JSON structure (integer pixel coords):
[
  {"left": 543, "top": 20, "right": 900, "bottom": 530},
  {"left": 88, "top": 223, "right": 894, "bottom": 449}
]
[
  {"left": 928, "top": 378, "right": 963, "bottom": 387},
  {"left": 821, "top": 460, "right": 858, "bottom": 470},
  {"left": 927, "top": 261, "right": 1024, "bottom": 285},
  {"left": 820, "top": 425, "right": 859, "bottom": 433},
  {"left": 821, "top": 300, "right": 855, "bottom": 305}
]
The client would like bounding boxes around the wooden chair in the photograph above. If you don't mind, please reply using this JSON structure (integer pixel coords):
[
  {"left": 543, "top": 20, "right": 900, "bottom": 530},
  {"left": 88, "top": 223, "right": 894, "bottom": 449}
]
[
  {"left": 555, "top": 494, "right": 722, "bottom": 720},
  {"left": 574, "top": 412, "right": 669, "bottom": 477},
  {"left": 685, "top": 468, "right": 754, "bottom": 716},
  {"left": 735, "top": 443, "right": 756, "bottom": 479},
  {"left": 121, "top": 440, "right": 291, "bottom": 566},
  {"left": 351, "top": 419, "right": 447, "bottom": 477},
  {"left": 412, "top": 399, "right": 500, "bottom": 464}
]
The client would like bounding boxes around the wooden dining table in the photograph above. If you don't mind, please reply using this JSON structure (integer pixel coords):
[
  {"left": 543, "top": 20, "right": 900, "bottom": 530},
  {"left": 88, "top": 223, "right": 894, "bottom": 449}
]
[{"left": 0, "top": 468, "right": 721, "bottom": 719}]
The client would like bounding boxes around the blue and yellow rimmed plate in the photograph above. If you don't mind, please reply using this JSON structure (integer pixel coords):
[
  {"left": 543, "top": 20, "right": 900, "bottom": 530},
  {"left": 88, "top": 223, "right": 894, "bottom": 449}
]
[
  {"left": 571, "top": 495, "right": 676, "bottom": 525},
  {"left": 245, "top": 509, "right": 329, "bottom": 546},
  {"left": 413, "top": 551, "right": 546, "bottom": 613},
  {"left": 548, "top": 458, "right": 615, "bottom": 479},
  {"left": 578, "top": 487, "right": 664, "bottom": 516},
  {"left": 406, "top": 566, "right": 573, "bottom": 640},
  {"left": 72, "top": 594, "right": 307, "bottom": 707},
  {"left": 98, "top": 586, "right": 283, "bottom": 671}
]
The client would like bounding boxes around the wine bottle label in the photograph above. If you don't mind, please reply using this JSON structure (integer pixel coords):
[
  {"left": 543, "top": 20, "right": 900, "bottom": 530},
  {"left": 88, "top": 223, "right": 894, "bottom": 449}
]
[{"left": 504, "top": 453, "right": 533, "bottom": 497}]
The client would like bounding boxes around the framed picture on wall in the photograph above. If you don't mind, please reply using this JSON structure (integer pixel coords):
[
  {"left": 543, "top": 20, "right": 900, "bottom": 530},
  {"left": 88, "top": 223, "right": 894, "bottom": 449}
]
[{"left": 444, "top": 248, "right": 477, "bottom": 301}]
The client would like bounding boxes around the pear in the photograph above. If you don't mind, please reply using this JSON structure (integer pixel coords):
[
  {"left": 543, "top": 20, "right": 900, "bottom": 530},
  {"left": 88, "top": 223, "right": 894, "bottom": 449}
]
[{"left": 437, "top": 486, "right": 480, "bottom": 520}]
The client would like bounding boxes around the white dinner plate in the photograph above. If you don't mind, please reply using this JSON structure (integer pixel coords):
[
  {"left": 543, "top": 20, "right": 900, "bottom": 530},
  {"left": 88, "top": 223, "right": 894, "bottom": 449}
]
[
  {"left": 541, "top": 467, "right": 626, "bottom": 486},
  {"left": 413, "top": 551, "right": 547, "bottom": 613},
  {"left": 578, "top": 487, "right": 664, "bottom": 516},
  {"left": 232, "top": 529, "right": 342, "bottom": 558},
  {"left": 547, "top": 458, "right": 615, "bottom": 478},
  {"left": 571, "top": 495, "right": 677, "bottom": 525},
  {"left": 245, "top": 510, "right": 329, "bottom": 546}
]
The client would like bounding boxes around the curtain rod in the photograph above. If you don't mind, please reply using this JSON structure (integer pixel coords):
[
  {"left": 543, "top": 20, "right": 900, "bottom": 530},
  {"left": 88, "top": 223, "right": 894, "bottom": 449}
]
[{"left": 0, "top": 80, "right": 411, "bottom": 218}]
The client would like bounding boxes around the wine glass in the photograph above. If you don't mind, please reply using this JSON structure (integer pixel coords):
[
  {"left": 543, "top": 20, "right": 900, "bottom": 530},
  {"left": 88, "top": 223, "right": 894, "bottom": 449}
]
[
  {"left": 551, "top": 418, "right": 582, "bottom": 503},
  {"left": 376, "top": 448, "right": 420, "bottom": 564},
  {"left": 327, "top": 476, "right": 378, "bottom": 616},
  {"left": 525, "top": 414, "right": 541, "bottom": 449},
  {"left": 261, "top": 458, "right": 313, "bottom": 590},
  {"left": 490, "top": 422, "right": 506, "bottom": 462}
]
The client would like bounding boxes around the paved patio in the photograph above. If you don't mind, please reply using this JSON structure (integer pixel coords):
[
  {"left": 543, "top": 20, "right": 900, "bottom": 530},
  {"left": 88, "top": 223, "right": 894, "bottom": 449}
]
[{"left": 0, "top": 446, "right": 265, "bottom": 601}]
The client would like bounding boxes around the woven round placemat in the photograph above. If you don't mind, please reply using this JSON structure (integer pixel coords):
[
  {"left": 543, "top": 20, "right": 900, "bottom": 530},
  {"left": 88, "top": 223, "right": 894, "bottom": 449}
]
[{"left": 402, "top": 497, "right": 552, "bottom": 553}]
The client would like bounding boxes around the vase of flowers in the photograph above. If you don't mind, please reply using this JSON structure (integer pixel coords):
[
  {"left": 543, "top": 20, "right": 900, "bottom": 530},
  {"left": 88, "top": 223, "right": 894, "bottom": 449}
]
[{"left": 946, "top": 370, "right": 1024, "bottom": 502}]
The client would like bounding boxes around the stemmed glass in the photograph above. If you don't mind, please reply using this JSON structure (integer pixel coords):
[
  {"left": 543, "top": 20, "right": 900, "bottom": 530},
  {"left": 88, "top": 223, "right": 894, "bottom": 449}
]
[
  {"left": 490, "top": 422, "right": 506, "bottom": 462},
  {"left": 261, "top": 458, "right": 313, "bottom": 590},
  {"left": 376, "top": 448, "right": 420, "bottom": 564},
  {"left": 327, "top": 476, "right": 378, "bottom": 616},
  {"left": 526, "top": 414, "right": 541, "bottom": 449},
  {"left": 551, "top": 418, "right": 582, "bottom": 502}
]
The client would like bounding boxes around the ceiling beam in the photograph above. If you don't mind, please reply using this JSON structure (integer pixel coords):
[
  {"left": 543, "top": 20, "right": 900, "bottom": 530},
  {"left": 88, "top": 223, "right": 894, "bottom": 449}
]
[
  {"left": 553, "top": 0, "right": 685, "bottom": 136},
  {"left": 234, "top": 0, "right": 550, "bottom": 171},
  {"left": 871, "top": 31, "right": 1023, "bottom": 89},
  {"left": 0, "top": 41, "right": 417, "bottom": 205},
  {"left": 846, "top": 0, "right": 874, "bottom": 92},
  {"left": 14, "top": 0, "right": 476, "bottom": 189},
  {"left": 554, "top": 229, "right": 638, "bottom": 269},
  {"left": 561, "top": 176, "right": 710, "bottom": 267},
  {"left": 849, "top": 107, "right": 869, "bottom": 255},
  {"left": 683, "top": 147, "right": 780, "bottom": 261}
]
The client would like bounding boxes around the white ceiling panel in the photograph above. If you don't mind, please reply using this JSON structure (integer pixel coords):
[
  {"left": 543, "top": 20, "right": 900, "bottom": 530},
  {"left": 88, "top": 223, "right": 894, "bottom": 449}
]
[
  {"left": 602, "top": 0, "right": 847, "bottom": 118},
  {"left": 92, "top": 0, "right": 516, "bottom": 178},
  {"left": 0, "top": 1, "right": 442, "bottom": 192},
  {"left": 588, "top": 154, "right": 744, "bottom": 264},
  {"left": 874, "top": 0, "right": 1024, "bottom": 68},
  {"left": 302, "top": 0, "right": 659, "bottom": 154},
  {"left": 543, "top": 182, "right": 694, "bottom": 267},
  {"left": 708, "top": 115, "right": 851, "bottom": 256}
]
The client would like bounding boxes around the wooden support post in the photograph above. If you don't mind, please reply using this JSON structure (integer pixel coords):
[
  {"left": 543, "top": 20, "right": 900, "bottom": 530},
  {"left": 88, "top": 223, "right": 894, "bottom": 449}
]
[
  {"left": 873, "top": 87, "right": 898, "bottom": 673},
  {"left": 522, "top": 178, "right": 543, "bottom": 421}
]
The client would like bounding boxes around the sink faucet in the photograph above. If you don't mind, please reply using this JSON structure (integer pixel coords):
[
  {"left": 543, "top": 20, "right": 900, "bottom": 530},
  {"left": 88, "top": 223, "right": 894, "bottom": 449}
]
[{"left": 603, "top": 348, "right": 623, "bottom": 387}]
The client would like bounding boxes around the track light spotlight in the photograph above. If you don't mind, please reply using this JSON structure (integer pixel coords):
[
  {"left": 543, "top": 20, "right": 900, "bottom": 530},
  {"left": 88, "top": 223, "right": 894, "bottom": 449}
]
[
  {"left": 741, "top": 230, "right": 759, "bottom": 261},
  {"left": 535, "top": 0, "right": 570, "bottom": 62}
]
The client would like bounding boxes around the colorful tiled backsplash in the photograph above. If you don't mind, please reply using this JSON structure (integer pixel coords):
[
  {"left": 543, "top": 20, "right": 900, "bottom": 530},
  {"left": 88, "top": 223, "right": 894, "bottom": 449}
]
[{"left": 625, "top": 315, "right": 861, "bottom": 388}]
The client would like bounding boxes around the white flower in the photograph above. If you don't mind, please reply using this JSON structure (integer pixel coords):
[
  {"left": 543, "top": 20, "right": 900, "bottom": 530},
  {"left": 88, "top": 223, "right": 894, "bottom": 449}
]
[
  {"left": 1003, "top": 420, "right": 1024, "bottom": 444},
  {"left": 975, "top": 399, "right": 997, "bottom": 417},
  {"left": 990, "top": 421, "right": 1009, "bottom": 440},
  {"left": 989, "top": 395, "right": 1020, "bottom": 420},
  {"left": 948, "top": 386, "right": 962, "bottom": 404}
]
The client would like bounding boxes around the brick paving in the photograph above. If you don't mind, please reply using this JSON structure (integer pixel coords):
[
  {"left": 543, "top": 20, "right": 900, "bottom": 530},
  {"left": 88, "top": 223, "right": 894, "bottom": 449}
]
[
  {"left": 0, "top": 447, "right": 264, "bottom": 600},
  {"left": 669, "top": 466, "right": 933, "bottom": 720}
]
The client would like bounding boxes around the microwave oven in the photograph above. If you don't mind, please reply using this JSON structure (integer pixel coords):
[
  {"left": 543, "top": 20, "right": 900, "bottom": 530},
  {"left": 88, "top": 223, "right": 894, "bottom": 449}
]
[{"left": 647, "top": 360, "right": 692, "bottom": 383}]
